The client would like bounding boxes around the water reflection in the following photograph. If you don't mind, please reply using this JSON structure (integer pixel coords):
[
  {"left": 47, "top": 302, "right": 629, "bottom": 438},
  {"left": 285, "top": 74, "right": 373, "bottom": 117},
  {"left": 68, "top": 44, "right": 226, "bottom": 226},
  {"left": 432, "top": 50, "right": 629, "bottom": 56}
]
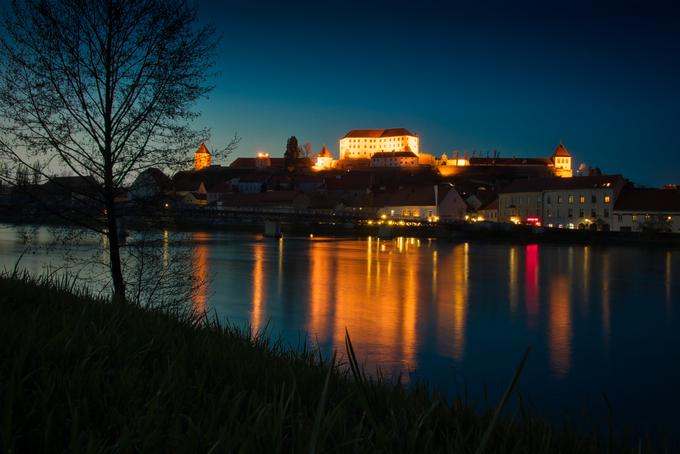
[
  {"left": 667, "top": 251, "right": 672, "bottom": 315},
  {"left": 251, "top": 241, "right": 266, "bottom": 334},
  {"left": 602, "top": 252, "right": 611, "bottom": 343},
  {"left": 509, "top": 247, "right": 518, "bottom": 313},
  {"left": 451, "top": 243, "right": 469, "bottom": 361},
  {"left": 3, "top": 226, "right": 680, "bottom": 438},
  {"left": 549, "top": 275, "right": 572, "bottom": 378},
  {"left": 525, "top": 245, "right": 539, "bottom": 328},
  {"left": 191, "top": 233, "right": 209, "bottom": 316}
]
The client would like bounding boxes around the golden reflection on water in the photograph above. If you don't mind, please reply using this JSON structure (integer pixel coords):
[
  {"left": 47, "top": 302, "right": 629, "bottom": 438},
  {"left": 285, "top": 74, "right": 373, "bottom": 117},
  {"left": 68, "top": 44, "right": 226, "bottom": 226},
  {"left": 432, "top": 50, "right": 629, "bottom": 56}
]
[
  {"left": 549, "top": 275, "right": 572, "bottom": 378},
  {"left": 451, "top": 244, "right": 469, "bottom": 360},
  {"left": 191, "top": 232, "right": 210, "bottom": 316},
  {"left": 509, "top": 247, "right": 518, "bottom": 313},
  {"left": 305, "top": 237, "right": 462, "bottom": 369},
  {"left": 251, "top": 241, "right": 266, "bottom": 334}
]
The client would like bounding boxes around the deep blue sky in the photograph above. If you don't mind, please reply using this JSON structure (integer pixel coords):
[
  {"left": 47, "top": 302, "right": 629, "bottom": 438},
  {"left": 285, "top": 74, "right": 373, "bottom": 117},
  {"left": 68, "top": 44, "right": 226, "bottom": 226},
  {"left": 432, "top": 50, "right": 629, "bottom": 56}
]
[{"left": 195, "top": 0, "right": 680, "bottom": 186}]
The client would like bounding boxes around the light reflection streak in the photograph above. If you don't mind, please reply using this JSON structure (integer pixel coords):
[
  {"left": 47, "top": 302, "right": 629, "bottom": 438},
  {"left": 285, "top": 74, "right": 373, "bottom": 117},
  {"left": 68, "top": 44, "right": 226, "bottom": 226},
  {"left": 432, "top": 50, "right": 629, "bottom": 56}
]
[
  {"left": 509, "top": 247, "right": 518, "bottom": 313},
  {"left": 666, "top": 251, "right": 672, "bottom": 315},
  {"left": 602, "top": 252, "right": 611, "bottom": 343},
  {"left": 549, "top": 275, "right": 571, "bottom": 378},
  {"left": 191, "top": 232, "right": 209, "bottom": 316},
  {"left": 525, "top": 245, "right": 539, "bottom": 328},
  {"left": 251, "top": 241, "right": 265, "bottom": 334},
  {"left": 452, "top": 243, "right": 469, "bottom": 361}
]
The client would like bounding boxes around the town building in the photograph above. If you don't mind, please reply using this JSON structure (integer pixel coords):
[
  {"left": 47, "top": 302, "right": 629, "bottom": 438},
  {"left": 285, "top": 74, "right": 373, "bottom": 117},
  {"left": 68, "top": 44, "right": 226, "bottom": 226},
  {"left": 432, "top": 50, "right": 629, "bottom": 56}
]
[
  {"left": 194, "top": 143, "right": 211, "bottom": 171},
  {"left": 339, "top": 128, "right": 419, "bottom": 160},
  {"left": 612, "top": 187, "right": 680, "bottom": 232},
  {"left": 129, "top": 168, "right": 171, "bottom": 202},
  {"left": 498, "top": 175, "right": 626, "bottom": 230},
  {"left": 370, "top": 151, "right": 419, "bottom": 168},
  {"left": 373, "top": 184, "right": 467, "bottom": 222}
]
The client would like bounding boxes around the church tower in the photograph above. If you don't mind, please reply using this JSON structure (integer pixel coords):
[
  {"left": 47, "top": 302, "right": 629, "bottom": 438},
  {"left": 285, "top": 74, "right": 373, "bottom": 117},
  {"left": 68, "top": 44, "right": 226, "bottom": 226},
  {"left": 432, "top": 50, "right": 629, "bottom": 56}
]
[
  {"left": 194, "top": 143, "right": 211, "bottom": 171},
  {"left": 551, "top": 143, "right": 572, "bottom": 178}
]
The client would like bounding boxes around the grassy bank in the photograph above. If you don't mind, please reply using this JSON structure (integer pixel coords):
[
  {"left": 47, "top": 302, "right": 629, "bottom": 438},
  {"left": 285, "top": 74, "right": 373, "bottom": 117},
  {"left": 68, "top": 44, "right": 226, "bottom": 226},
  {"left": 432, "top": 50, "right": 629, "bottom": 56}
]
[{"left": 0, "top": 275, "right": 647, "bottom": 453}]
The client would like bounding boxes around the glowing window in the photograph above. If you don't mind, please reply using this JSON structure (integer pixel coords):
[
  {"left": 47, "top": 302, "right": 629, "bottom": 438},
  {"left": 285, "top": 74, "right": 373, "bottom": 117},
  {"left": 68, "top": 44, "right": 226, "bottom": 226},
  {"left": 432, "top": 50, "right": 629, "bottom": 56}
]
[
  {"left": 604, "top": 195, "right": 611, "bottom": 203},
  {"left": 579, "top": 195, "right": 585, "bottom": 204}
]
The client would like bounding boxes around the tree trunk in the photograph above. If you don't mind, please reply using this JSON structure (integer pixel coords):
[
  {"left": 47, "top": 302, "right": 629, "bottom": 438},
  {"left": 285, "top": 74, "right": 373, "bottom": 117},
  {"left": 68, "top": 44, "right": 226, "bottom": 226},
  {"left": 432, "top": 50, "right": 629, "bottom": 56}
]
[{"left": 106, "top": 199, "right": 126, "bottom": 301}]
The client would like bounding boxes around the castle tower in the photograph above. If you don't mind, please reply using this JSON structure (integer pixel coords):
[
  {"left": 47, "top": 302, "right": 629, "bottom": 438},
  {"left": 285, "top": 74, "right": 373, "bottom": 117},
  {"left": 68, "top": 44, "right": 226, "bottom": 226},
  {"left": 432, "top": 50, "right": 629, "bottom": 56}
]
[
  {"left": 194, "top": 143, "right": 211, "bottom": 171},
  {"left": 551, "top": 143, "right": 572, "bottom": 178},
  {"left": 314, "top": 145, "right": 334, "bottom": 170}
]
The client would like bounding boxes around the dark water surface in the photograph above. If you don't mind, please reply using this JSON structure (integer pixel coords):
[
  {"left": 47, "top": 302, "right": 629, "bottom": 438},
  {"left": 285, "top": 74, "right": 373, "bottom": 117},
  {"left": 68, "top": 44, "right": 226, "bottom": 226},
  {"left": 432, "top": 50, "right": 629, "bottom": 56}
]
[{"left": 1, "top": 225, "right": 679, "bottom": 440}]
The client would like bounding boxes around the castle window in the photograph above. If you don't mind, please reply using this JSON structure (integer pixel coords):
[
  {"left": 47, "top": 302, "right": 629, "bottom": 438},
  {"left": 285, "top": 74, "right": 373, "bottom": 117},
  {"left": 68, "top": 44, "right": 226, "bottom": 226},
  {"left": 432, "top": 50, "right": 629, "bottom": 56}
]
[{"left": 604, "top": 195, "right": 611, "bottom": 203}]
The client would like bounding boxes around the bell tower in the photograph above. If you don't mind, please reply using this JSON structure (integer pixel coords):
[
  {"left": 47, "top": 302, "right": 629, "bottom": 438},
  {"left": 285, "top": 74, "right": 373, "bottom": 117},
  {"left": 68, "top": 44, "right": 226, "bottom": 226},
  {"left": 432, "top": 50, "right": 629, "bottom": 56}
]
[
  {"left": 551, "top": 142, "right": 572, "bottom": 178},
  {"left": 194, "top": 143, "right": 211, "bottom": 171}
]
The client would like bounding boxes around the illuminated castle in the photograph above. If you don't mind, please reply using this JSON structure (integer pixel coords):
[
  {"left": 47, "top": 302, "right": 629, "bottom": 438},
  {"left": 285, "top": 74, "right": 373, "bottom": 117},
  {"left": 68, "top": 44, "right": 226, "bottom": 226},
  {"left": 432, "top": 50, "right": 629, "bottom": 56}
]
[
  {"left": 339, "top": 128, "right": 419, "bottom": 160},
  {"left": 194, "top": 143, "right": 211, "bottom": 171}
]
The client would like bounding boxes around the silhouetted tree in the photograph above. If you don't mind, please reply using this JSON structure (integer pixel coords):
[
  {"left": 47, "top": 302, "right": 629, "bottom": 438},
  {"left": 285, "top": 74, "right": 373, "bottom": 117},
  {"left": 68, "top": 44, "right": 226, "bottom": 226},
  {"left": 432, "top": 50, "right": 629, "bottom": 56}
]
[
  {"left": 0, "top": 0, "right": 237, "bottom": 300},
  {"left": 284, "top": 136, "right": 300, "bottom": 171}
]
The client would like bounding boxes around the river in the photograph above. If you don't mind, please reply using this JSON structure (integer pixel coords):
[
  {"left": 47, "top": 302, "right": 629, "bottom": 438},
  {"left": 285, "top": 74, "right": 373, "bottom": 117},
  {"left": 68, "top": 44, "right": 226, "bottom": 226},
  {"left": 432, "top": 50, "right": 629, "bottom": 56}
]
[{"left": 1, "top": 224, "right": 678, "bottom": 440}]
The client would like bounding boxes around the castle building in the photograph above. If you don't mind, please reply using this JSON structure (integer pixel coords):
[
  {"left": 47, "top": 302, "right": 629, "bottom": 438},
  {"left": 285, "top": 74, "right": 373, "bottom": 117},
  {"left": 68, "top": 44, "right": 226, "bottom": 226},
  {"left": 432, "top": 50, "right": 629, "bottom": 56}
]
[
  {"left": 194, "top": 143, "right": 211, "bottom": 171},
  {"left": 370, "top": 150, "right": 419, "bottom": 168},
  {"left": 339, "top": 128, "right": 419, "bottom": 160}
]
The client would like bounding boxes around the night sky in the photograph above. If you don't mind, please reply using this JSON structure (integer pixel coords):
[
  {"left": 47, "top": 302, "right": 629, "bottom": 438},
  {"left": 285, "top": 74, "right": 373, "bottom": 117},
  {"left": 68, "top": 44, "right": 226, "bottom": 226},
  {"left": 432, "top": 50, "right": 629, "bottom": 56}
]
[{"left": 195, "top": 0, "right": 680, "bottom": 186}]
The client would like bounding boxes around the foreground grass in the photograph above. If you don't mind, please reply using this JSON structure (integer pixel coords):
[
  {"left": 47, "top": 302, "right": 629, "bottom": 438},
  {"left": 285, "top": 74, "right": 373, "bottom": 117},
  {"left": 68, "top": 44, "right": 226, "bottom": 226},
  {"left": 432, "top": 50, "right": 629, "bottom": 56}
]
[{"left": 0, "top": 275, "right": 649, "bottom": 453}]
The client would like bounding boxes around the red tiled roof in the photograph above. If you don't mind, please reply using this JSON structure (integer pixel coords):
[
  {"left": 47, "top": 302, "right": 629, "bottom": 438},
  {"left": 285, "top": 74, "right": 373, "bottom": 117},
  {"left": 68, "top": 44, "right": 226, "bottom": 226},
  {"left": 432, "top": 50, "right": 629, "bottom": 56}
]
[
  {"left": 220, "top": 190, "right": 304, "bottom": 207},
  {"left": 371, "top": 151, "right": 418, "bottom": 159},
  {"left": 229, "top": 157, "right": 313, "bottom": 169},
  {"left": 470, "top": 157, "right": 552, "bottom": 166},
  {"left": 195, "top": 143, "right": 210, "bottom": 155},
  {"left": 372, "top": 184, "right": 455, "bottom": 207},
  {"left": 499, "top": 175, "right": 625, "bottom": 194},
  {"left": 613, "top": 188, "right": 680, "bottom": 212},
  {"left": 324, "top": 171, "right": 374, "bottom": 191},
  {"left": 552, "top": 143, "right": 571, "bottom": 158},
  {"left": 318, "top": 146, "right": 332, "bottom": 158},
  {"left": 342, "top": 128, "right": 415, "bottom": 138}
]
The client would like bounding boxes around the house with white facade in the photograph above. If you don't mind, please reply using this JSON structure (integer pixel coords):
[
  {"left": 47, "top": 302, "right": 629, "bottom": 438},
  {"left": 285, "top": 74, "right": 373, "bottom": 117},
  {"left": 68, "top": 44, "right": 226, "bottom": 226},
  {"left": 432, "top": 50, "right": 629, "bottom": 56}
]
[
  {"left": 498, "top": 175, "right": 626, "bottom": 230},
  {"left": 612, "top": 187, "right": 680, "bottom": 233},
  {"left": 373, "top": 184, "right": 467, "bottom": 222}
]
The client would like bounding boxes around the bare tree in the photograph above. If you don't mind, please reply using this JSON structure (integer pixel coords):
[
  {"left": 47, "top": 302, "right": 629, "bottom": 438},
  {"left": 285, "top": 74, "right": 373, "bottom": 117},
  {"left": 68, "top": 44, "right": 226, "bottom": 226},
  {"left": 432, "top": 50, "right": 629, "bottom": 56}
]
[{"left": 0, "top": 0, "right": 237, "bottom": 300}]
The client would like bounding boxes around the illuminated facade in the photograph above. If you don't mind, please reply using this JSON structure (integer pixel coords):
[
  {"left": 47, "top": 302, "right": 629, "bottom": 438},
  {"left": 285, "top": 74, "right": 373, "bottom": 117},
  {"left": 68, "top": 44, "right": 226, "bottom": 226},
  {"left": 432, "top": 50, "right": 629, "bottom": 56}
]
[
  {"left": 437, "top": 143, "right": 573, "bottom": 178},
  {"left": 194, "top": 143, "right": 211, "bottom": 171},
  {"left": 313, "top": 146, "right": 335, "bottom": 170},
  {"left": 340, "top": 128, "right": 419, "bottom": 160},
  {"left": 498, "top": 175, "right": 625, "bottom": 230},
  {"left": 551, "top": 143, "right": 573, "bottom": 178}
]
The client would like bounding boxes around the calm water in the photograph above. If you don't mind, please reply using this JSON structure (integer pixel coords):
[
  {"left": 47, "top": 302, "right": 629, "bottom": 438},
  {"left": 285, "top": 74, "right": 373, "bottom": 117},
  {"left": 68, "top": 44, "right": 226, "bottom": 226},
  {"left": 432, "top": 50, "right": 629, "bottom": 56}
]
[{"left": 1, "top": 224, "right": 679, "bottom": 439}]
